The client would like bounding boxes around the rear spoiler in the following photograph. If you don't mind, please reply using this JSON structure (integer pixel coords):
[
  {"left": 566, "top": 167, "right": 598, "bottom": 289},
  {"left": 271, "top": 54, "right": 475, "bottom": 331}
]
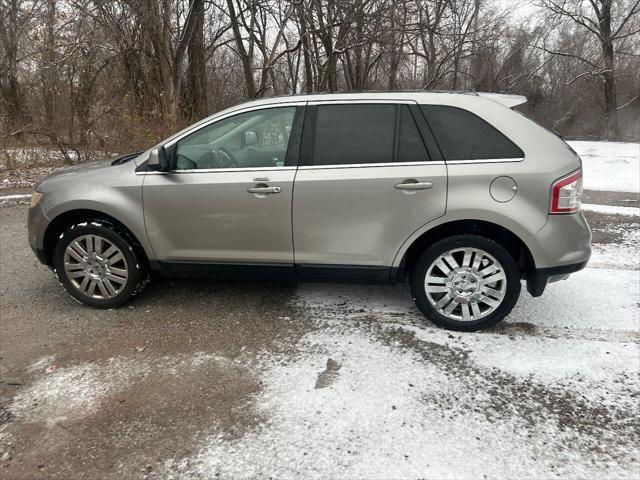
[{"left": 475, "top": 92, "right": 527, "bottom": 108}]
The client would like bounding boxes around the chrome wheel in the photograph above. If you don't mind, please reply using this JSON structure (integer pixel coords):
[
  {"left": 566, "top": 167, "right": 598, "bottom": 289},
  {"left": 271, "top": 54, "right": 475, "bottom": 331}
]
[
  {"left": 424, "top": 247, "right": 507, "bottom": 321},
  {"left": 63, "top": 234, "right": 128, "bottom": 299}
]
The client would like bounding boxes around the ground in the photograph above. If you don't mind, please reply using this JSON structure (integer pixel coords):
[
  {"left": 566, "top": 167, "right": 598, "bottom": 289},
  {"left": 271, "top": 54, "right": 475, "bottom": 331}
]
[{"left": 0, "top": 141, "right": 638, "bottom": 479}]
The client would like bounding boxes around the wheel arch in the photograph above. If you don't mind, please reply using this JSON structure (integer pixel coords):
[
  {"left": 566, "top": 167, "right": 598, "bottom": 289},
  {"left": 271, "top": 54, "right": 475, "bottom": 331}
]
[
  {"left": 395, "top": 219, "right": 536, "bottom": 281},
  {"left": 42, "top": 209, "right": 148, "bottom": 268}
]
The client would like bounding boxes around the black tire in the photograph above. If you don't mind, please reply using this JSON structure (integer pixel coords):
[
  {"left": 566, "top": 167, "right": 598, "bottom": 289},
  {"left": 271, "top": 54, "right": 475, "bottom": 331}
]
[
  {"left": 410, "top": 235, "right": 521, "bottom": 332},
  {"left": 52, "top": 220, "right": 149, "bottom": 308}
]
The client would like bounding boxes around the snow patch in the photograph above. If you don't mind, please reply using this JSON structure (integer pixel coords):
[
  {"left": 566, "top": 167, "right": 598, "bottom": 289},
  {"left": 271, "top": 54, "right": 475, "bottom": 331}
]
[
  {"left": 582, "top": 203, "right": 639, "bottom": 216},
  {"left": 10, "top": 352, "right": 241, "bottom": 426},
  {"left": 165, "top": 323, "right": 639, "bottom": 479},
  {"left": 568, "top": 141, "right": 639, "bottom": 193},
  {"left": 295, "top": 267, "right": 640, "bottom": 332}
]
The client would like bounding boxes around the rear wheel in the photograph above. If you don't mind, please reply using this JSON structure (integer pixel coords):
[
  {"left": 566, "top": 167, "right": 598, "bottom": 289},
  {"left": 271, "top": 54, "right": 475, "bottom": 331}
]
[
  {"left": 410, "top": 235, "right": 521, "bottom": 331},
  {"left": 52, "top": 220, "right": 148, "bottom": 308}
]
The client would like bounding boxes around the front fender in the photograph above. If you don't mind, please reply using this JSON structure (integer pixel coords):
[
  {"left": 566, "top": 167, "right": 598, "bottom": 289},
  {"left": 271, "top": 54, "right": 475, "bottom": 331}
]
[{"left": 38, "top": 162, "right": 155, "bottom": 261}]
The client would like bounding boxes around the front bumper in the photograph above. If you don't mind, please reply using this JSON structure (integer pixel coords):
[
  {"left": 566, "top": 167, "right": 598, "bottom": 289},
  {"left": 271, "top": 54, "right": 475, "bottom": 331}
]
[{"left": 27, "top": 201, "right": 50, "bottom": 265}]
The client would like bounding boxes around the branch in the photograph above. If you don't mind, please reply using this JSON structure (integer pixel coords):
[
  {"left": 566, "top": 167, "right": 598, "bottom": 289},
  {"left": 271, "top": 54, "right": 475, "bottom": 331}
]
[
  {"left": 528, "top": 42, "right": 602, "bottom": 70},
  {"left": 617, "top": 95, "right": 639, "bottom": 110},
  {"left": 564, "top": 69, "right": 612, "bottom": 85},
  {"left": 613, "top": 0, "right": 640, "bottom": 39}
]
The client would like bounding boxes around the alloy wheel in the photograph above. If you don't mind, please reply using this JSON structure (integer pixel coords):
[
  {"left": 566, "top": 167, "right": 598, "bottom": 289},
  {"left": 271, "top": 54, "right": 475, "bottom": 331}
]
[
  {"left": 63, "top": 234, "right": 129, "bottom": 299},
  {"left": 424, "top": 247, "right": 507, "bottom": 321}
]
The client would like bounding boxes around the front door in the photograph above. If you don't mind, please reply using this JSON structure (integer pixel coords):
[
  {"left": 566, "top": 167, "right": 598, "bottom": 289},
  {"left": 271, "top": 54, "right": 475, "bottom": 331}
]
[
  {"left": 142, "top": 104, "right": 303, "bottom": 265},
  {"left": 292, "top": 101, "right": 447, "bottom": 279}
]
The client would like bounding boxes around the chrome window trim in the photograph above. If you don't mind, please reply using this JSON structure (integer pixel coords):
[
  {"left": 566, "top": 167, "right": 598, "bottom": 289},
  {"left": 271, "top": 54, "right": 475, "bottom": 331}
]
[
  {"left": 136, "top": 166, "right": 297, "bottom": 176},
  {"left": 446, "top": 158, "right": 524, "bottom": 164},
  {"left": 298, "top": 161, "right": 445, "bottom": 170},
  {"left": 138, "top": 157, "right": 522, "bottom": 174},
  {"left": 164, "top": 101, "right": 306, "bottom": 148}
]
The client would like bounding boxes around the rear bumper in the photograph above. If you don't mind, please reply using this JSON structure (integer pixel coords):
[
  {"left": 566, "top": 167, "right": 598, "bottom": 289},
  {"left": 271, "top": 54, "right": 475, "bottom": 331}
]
[
  {"left": 525, "top": 212, "right": 591, "bottom": 268},
  {"left": 524, "top": 212, "right": 591, "bottom": 297},
  {"left": 526, "top": 260, "right": 588, "bottom": 297}
]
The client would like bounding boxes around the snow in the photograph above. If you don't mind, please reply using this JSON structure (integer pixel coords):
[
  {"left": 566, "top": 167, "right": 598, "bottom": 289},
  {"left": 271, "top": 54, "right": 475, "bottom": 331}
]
[
  {"left": 166, "top": 321, "right": 639, "bottom": 479},
  {"left": 567, "top": 141, "right": 640, "bottom": 193},
  {"left": 165, "top": 262, "right": 639, "bottom": 479},
  {"left": 582, "top": 203, "right": 640, "bottom": 216},
  {"left": 587, "top": 211, "right": 639, "bottom": 271},
  {"left": 9, "top": 353, "right": 237, "bottom": 427},
  {"left": 590, "top": 243, "right": 640, "bottom": 271},
  {"left": 294, "top": 267, "right": 640, "bottom": 333},
  {"left": 513, "top": 268, "right": 639, "bottom": 331}
]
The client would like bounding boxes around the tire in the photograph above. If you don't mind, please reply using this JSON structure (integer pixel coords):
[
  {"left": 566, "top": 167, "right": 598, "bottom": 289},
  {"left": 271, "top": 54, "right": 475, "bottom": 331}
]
[
  {"left": 410, "top": 235, "right": 521, "bottom": 332},
  {"left": 52, "top": 220, "right": 148, "bottom": 308}
]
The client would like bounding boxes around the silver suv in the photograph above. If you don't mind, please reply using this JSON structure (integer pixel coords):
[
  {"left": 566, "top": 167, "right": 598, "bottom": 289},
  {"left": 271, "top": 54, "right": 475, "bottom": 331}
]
[{"left": 28, "top": 92, "right": 591, "bottom": 331}]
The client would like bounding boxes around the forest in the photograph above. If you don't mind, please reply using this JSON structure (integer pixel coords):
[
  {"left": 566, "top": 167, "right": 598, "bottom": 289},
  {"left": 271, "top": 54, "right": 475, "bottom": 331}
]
[{"left": 1, "top": 0, "right": 639, "bottom": 159}]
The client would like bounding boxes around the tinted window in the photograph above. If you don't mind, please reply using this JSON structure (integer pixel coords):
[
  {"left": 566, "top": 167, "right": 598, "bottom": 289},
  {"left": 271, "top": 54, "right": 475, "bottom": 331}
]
[
  {"left": 420, "top": 105, "right": 523, "bottom": 160},
  {"left": 175, "top": 107, "right": 296, "bottom": 170},
  {"left": 398, "top": 105, "right": 430, "bottom": 162},
  {"left": 312, "top": 104, "right": 395, "bottom": 165}
]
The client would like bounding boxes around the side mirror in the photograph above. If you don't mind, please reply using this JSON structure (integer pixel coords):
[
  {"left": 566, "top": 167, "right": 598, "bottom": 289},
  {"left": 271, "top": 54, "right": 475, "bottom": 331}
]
[
  {"left": 148, "top": 147, "right": 170, "bottom": 172},
  {"left": 244, "top": 130, "right": 258, "bottom": 147}
]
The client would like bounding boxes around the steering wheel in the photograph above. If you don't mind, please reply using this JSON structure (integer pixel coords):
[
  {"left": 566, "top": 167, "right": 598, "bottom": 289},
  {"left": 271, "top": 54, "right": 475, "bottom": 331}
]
[{"left": 216, "top": 147, "right": 239, "bottom": 168}]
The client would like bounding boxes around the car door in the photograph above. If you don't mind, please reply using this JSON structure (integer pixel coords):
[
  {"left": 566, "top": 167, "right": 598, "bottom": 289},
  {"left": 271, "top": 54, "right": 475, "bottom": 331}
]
[
  {"left": 292, "top": 100, "right": 447, "bottom": 280},
  {"left": 142, "top": 104, "right": 304, "bottom": 265}
]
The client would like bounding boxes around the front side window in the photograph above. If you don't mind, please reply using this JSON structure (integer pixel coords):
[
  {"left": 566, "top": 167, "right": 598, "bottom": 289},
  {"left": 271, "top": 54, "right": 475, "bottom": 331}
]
[
  {"left": 312, "top": 104, "right": 396, "bottom": 166},
  {"left": 175, "top": 107, "right": 296, "bottom": 170},
  {"left": 420, "top": 105, "right": 523, "bottom": 160}
]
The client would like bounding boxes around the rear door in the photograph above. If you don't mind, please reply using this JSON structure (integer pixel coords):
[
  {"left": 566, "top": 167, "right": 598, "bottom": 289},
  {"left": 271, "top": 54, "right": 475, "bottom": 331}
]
[{"left": 292, "top": 101, "right": 447, "bottom": 279}]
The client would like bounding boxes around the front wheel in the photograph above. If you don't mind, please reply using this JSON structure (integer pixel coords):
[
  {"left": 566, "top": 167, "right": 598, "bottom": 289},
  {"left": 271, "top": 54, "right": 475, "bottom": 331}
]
[
  {"left": 52, "top": 220, "right": 148, "bottom": 308},
  {"left": 410, "top": 235, "right": 521, "bottom": 331}
]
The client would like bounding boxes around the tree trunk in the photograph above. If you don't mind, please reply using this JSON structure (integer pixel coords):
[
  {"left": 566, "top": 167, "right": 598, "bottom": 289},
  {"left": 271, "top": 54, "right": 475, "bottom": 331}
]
[
  {"left": 186, "top": 0, "right": 208, "bottom": 120},
  {"left": 599, "top": 1, "right": 620, "bottom": 140},
  {"left": 42, "top": 0, "right": 57, "bottom": 138},
  {"left": 227, "top": 0, "right": 256, "bottom": 98},
  {"left": 297, "top": 4, "right": 313, "bottom": 93},
  {"left": 0, "top": 0, "right": 23, "bottom": 130}
]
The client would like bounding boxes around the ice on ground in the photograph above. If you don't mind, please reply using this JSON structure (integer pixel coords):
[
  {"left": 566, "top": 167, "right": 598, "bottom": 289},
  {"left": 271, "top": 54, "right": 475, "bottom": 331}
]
[
  {"left": 166, "top": 322, "right": 639, "bottom": 480},
  {"left": 590, "top": 243, "right": 640, "bottom": 271},
  {"left": 517, "top": 268, "right": 639, "bottom": 331},
  {"left": 582, "top": 203, "right": 640, "bottom": 216},
  {"left": 568, "top": 141, "right": 639, "bottom": 193},
  {"left": 166, "top": 262, "right": 639, "bottom": 479},
  {"left": 295, "top": 267, "right": 640, "bottom": 333},
  {"left": 588, "top": 214, "right": 639, "bottom": 270},
  {"left": 9, "top": 352, "right": 237, "bottom": 426}
]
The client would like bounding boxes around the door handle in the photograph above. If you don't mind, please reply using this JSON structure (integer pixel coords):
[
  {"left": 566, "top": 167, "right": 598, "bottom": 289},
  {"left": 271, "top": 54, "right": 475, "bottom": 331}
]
[
  {"left": 247, "top": 185, "right": 281, "bottom": 194},
  {"left": 394, "top": 180, "right": 433, "bottom": 190}
]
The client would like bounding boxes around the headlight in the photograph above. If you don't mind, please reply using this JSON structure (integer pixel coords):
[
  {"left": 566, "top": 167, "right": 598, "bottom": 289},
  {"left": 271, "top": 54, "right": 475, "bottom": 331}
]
[{"left": 30, "top": 192, "right": 43, "bottom": 208}]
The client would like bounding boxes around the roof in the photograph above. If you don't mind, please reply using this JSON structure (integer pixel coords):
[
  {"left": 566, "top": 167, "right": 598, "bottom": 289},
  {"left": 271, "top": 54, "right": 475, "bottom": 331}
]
[{"left": 232, "top": 90, "right": 528, "bottom": 110}]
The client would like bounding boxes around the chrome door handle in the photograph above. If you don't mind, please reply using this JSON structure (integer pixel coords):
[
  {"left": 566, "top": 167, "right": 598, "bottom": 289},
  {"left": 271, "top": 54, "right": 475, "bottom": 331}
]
[
  {"left": 247, "top": 185, "right": 281, "bottom": 194},
  {"left": 394, "top": 181, "right": 433, "bottom": 190}
]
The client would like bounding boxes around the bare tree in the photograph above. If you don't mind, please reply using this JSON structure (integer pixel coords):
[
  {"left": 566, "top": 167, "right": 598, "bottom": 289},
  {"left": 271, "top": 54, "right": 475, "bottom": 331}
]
[{"left": 537, "top": 0, "right": 640, "bottom": 139}]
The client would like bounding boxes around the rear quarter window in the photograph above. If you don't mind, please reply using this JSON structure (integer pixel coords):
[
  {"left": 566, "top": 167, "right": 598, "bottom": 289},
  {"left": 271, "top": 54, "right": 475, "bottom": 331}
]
[{"left": 420, "top": 105, "right": 523, "bottom": 161}]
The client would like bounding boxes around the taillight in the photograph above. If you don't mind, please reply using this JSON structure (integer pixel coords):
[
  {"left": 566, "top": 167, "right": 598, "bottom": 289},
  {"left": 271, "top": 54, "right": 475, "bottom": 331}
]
[{"left": 550, "top": 169, "right": 583, "bottom": 214}]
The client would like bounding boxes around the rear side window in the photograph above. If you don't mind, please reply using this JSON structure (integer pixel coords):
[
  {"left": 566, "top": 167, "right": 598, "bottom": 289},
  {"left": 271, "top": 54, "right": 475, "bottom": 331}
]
[
  {"left": 312, "top": 104, "right": 395, "bottom": 165},
  {"left": 420, "top": 105, "right": 523, "bottom": 160},
  {"left": 398, "top": 105, "right": 430, "bottom": 162}
]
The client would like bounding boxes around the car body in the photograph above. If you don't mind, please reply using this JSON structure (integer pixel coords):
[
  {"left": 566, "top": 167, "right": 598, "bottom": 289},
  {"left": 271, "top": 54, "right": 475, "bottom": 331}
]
[{"left": 28, "top": 91, "right": 591, "bottom": 330}]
